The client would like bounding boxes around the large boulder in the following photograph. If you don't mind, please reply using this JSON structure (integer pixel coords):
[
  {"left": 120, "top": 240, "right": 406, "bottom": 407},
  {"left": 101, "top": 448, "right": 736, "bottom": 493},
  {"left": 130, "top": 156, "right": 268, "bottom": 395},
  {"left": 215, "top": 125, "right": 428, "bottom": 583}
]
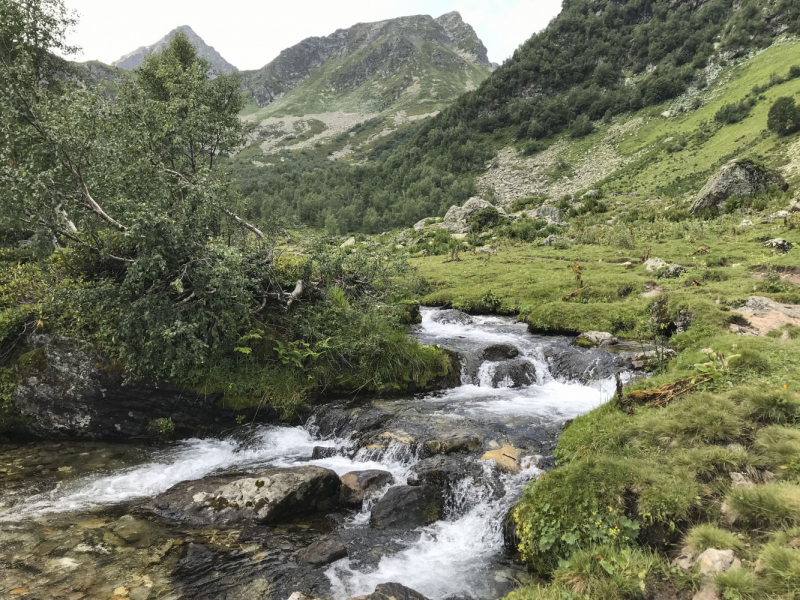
[
  {"left": 369, "top": 485, "right": 442, "bottom": 530},
  {"left": 439, "top": 197, "right": 508, "bottom": 233},
  {"left": 10, "top": 335, "right": 246, "bottom": 440},
  {"left": 151, "top": 466, "right": 341, "bottom": 526},
  {"left": 690, "top": 159, "right": 788, "bottom": 213},
  {"left": 339, "top": 470, "right": 394, "bottom": 508}
]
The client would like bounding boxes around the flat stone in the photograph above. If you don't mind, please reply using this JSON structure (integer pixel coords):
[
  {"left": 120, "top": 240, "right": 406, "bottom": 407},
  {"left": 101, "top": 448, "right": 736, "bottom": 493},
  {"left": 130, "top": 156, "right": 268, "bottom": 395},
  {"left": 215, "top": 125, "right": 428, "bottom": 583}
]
[
  {"left": 339, "top": 470, "right": 394, "bottom": 507},
  {"left": 644, "top": 258, "right": 667, "bottom": 272},
  {"left": 296, "top": 538, "right": 347, "bottom": 566},
  {"left": 480, "top": 445, "right": 522, "bottom": 474},
  {"left": 574, "top": 331, "right": 618, "bottom": 348},
  {"left": 151, "top": 466, "right": 340, "bottom": 526}
]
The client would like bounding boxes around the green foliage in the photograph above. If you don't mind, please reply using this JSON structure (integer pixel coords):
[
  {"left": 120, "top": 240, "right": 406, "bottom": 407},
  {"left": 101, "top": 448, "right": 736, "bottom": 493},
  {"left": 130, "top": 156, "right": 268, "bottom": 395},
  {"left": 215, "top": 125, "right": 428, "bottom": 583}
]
[
  {"left": 714, "top": 568, "right": 760, "bottom": 600},
  {"left": 758, "top": 543, "right": 800, "bottom": 596},
  {"left": 468, "top": 206, "right": 502, "bottom": 232},
  {"left": 767, "top": 97, "right": 800, "bottom": 136},
  {"left": 727, "top": 483, "right": 800, "bottom": 528},
  {"left": 684, "top": 524, "right": 743, "bottom": 553},
  {"left": 734, "top": 386, "right": 800, "bottom": 424},
  {"left": 715, "top": 98, "right": 755, "bottom": 124},
  {"left": 147, "top": 417, "right": 175, "bottom": 438}
]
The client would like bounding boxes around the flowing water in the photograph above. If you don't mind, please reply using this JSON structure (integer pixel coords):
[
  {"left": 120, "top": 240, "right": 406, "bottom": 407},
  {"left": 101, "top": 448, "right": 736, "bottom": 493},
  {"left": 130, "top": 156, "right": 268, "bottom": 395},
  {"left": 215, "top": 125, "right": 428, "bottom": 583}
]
[{"left": 0, "top": 308, "right": 630, "bottom": 600}]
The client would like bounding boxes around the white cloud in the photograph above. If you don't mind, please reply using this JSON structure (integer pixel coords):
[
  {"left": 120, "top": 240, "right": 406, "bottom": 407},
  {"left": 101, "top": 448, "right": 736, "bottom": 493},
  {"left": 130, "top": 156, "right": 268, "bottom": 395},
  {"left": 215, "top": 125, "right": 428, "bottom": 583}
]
[{"left": 63, "top": 0, "right": 562, "bottom": 70}]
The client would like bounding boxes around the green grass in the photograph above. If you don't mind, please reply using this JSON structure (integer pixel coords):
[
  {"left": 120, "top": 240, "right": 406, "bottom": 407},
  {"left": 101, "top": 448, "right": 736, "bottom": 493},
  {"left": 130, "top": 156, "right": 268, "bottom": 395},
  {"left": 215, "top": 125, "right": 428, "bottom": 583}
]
[
  {"left": 727, "top": 483, "right": 800, "bottom": 528},
  {"left": 685, "top": 523, "right": 744, "bottom": 553}
]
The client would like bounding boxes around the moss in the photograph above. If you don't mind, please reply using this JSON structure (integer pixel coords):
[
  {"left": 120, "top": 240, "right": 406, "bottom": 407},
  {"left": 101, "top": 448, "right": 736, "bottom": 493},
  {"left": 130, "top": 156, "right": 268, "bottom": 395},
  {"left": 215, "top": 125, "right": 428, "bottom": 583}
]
[{"left": 16, "top": 346, "right": 47, "bottom": 378}]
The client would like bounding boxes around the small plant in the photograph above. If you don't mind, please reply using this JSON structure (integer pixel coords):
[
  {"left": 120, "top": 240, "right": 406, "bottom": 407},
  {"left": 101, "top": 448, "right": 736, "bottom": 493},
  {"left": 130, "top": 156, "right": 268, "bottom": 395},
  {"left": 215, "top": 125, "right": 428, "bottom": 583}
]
[
  {"left": 570, "top": 262, "right": 585, "bottom": 288},
  {"left": 715, "top": 567, "right": 759, "bottom": 600},
  {"left": 148, "top": 417, "right": 175, "bottom": 438},
  {"left": 481, "top": 289, "right": 501, "bottom": 311},
  {"left": 694, "top": 348, "right": 741, "bottom": 379},
  {"left": 684, "top": 524, "right": 743, "bottom": 554}
]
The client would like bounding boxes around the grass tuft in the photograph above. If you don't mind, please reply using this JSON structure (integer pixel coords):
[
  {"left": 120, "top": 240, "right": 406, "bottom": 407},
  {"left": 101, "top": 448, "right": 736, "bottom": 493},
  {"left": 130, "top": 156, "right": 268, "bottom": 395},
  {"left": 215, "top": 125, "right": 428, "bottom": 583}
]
[
  {"left": 714, "top": 567, "right": 760, "bottom": 600},
  {"left": 684, "top": 523, "right": 744, "bottom": 553},
  {"left": 727, "top": 483, "right": 800, "bottom": 528}
]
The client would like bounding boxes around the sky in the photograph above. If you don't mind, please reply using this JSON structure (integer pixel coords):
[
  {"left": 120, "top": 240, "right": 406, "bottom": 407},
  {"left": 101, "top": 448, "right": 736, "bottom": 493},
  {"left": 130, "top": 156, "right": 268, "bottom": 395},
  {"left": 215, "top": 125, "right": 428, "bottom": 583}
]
[{"left": 62, "top": 0, "right": 563, "bottom": 70}]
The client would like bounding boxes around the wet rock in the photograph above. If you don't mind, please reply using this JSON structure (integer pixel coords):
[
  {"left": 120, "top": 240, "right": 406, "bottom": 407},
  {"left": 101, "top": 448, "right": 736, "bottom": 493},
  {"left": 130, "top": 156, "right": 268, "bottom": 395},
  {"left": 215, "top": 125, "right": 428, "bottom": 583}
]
[
  {"left": 697, "top": 548, "right": 740, "bottom": 575},
  {"left": 628, "top": 349, "right": 678, "bottom": 370},
  {"left": 151, "top": 466, "right": 340, "bottom": 526},
  {"left": 408, "top": 454, "right": 489, "bottom": 498},
  {"left": 644, "top": 258, "right": 667, "bottom": 272},
  {"left": 109, "top": 515, "right": 161, "bottom": 548},
  {"left": 763, "top": 238, "right": 792, "bottom": 253},
  {"left": 340, "top": 470, "right": 394, "bottom": 508},
  {"left": 10, "top": 335, "right": 248, "bottom": 440},
  {"left": 370, "top": 485, "right": 442, "bottom": 530},
  {"left": 690, "top": 159, "right": 788, "bottom": 213},
  {"left": 289, "top": 594, "right": 325, "bottom": 600},
  {"left": 658, "top": 264, "right": 687, "bottom": 279},
  {"left": 480, "top": 444, "right": 521, "bottom": 474},
  {"left": 349, "top": 583, "right": 431, "bottom": 600},
  {"left": 424, "top": 434, "right": 483, "bottom": 455},
  {"left": 482, "top": 344, "right": 519, "bottom": 361},
  {"left": 574, "top": 331, "right": 618, "bottom": 348},
  {"left": 429, "top": 309, "right": 473, "bottom": 325},
  {"left": 297, "top": 538, "right": 348, "bottom": 566},
  {"left": 489, "top": 359, "right": 536, "bottom": 388},
  {"left": 543, "top": 342, "right": 626, "bottom": 382},
  {"left": 311, "top": 446, "right": 339, "bottom": 459}
]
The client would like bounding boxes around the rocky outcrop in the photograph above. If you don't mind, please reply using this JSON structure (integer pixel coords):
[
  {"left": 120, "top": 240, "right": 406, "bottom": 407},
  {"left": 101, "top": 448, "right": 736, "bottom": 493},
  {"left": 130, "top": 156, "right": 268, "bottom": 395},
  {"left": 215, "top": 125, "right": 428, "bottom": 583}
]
[
  {"left": 10, "top": 335, "right": 249, "bottom": 440},
  {"left": 113, "top": 25, "right": 238, "bottom": 73},
  {"left": 369, "top": 485, "right": 442, "bottom": 529},
  {"left": 690, "top": 159, "right": 789, "bottom": 213},
  {"left": 438, "top": 197, "right": 509, "bottom": 234},
  {"left": 483, "top": 344, "right": 520, "bottom": 361},
  {"left": 151, "top": 466, "right": 341, "bottom": 526},
  {"left": 339, "top": 470, "right": 394, "bottom": 507},
  {"left": 489, "top": 359, "right": 537, "bottom": 388}
]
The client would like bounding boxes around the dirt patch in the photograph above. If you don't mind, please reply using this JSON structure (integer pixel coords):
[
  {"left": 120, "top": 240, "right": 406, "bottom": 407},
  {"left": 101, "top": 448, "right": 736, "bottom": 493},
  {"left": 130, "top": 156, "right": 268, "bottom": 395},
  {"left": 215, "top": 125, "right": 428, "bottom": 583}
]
[
  {"left": 730, "top": 296, "right": 800, "bottom": 336},
  {"left": 751, "top": 267, "right": 800, "bottom": 286}
]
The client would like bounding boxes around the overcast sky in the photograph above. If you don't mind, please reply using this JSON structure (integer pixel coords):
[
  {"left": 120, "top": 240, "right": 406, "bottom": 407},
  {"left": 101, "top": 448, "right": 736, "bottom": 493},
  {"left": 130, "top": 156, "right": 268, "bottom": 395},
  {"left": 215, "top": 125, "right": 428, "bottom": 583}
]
[{"left": 62, "top": 0, "right": 563, "bottom": 70}]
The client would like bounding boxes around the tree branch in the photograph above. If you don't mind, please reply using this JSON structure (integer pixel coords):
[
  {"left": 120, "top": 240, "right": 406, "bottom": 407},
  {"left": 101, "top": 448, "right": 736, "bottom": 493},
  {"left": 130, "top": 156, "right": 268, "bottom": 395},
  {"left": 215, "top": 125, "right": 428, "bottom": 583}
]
[{"left": 222, "top": 208, "right": 265, "bottom": 239}]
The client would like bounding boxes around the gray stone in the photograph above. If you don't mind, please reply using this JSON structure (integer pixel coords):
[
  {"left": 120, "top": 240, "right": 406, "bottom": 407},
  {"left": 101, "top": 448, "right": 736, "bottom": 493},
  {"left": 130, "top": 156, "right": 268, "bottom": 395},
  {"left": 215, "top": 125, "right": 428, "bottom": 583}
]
[
  {"left": 644, "top": 258, "right": 667, "bottom": 272},
  {"left": 429, "top": 309, "right": 472, "bottom": 325},
  {"left": 482, "top": 343, "right": 520, "bottom": 361},
  {"left": 339, "top": 470, "right": 394, "bottom": 507},
  {"left": 763, "top": 238, "right": 792, "bottom": 253},
  {"left": 370, "top": 485, "right": 441, "bottom": 530},
  {"left": 574, "top": 331, "right": 618, "bottom": 348},
  {"left": 658, "top": 264, "right": 687, "bottom": 279},
  {"left": 739, "top": 219, "right": 753, "bottom": 227},
  {"left": 789, "top": 200, "right": 800, "bottom": 213},
  {"left": 340, "top": 237, "right": 356, "bottom": 248},
  {"left": 697, "top": 548, "right": 740, "bottom": 575},
  {"left": 424, "top": 434, "right": 483, "bottom": 455},
  {"left": 542, "top": 235, "right": 558, "bottom": 246},
  {"left": 439, "top": 197, "right": 509, "bottom": 234},
  {"left": 297, "top": 538, "right": 347, "bottom": 566},
  {"left": 151, "top": 466, "right": 341, "bottom": 526},
  {"left": 690, "top": 159, "right": 788, "bottom": 213},
  {"left": 771, "top": 210, "right": 791, "bottom": 219}
]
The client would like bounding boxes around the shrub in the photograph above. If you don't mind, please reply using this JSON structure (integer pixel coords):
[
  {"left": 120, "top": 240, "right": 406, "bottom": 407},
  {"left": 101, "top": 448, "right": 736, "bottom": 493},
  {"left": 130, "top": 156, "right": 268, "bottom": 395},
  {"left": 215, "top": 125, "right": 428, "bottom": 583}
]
[
  {"left": 571, "top": 114, "right": 596, "bottom": 138},
  {"left": 715, "top": 99, "right": 754, "bottom": 124},
  {"left": 726, "top": 483, "right": 800, "bottom": 527},
  {"left": 767, "top": 97, "right": 800, "bottom": 136},
  {"left": 468, "top": 206, "right": 502, "bottom": 232},
  {"left": 684, "top": 524, "right": 743, "bottom": 553}
]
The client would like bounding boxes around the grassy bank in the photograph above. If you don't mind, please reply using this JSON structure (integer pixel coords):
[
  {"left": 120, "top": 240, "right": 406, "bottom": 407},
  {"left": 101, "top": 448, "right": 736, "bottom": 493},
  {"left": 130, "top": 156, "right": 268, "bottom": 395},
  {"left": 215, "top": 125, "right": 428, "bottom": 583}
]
[{"left": 412, "top": 197, "right": 800, "bottom": 598}]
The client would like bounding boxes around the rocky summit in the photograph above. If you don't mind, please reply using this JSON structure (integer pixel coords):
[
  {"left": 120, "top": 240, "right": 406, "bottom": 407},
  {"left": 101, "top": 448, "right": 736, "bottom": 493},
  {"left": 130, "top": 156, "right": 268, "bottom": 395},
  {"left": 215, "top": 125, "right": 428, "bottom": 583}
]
[
  {"left": 113, "top": 25, "right": 238, "bottom": 74},
  {"left": 241, "top": 12, "right": 493, "bottom": 114}
]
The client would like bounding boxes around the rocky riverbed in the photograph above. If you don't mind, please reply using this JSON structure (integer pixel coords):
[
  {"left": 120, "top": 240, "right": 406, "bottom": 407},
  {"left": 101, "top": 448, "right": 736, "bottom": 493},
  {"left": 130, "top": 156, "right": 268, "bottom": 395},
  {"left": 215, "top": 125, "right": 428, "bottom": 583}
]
[{"left": 0, "top": 309, "right": 640, "bottom": 600}]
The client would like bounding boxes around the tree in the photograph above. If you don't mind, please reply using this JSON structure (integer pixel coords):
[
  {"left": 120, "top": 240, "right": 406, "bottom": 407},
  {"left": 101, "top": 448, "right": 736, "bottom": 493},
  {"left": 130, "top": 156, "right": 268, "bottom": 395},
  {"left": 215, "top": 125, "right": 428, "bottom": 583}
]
[{"left": 767, "top": 97, "right": 800, "bottom": 136}]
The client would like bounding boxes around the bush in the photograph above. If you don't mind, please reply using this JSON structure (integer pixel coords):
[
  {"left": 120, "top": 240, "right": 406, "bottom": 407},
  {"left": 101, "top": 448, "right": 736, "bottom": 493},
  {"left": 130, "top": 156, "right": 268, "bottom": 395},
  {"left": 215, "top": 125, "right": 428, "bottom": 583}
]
[
  {"left": 727, "top": 483, "right": 800, "bottom": 527},
  {"left": 715, "top": 99, "right": 754, "bottom": 124},
  {"left": 684, "top": 524, "right": 743, "bottom": 553},
  {"left": 468, "top": 206, "right": 502, "bottom": 232},
  {"left": 767, "top": 97, "right": 800, "bottom": 136},
  {"left": 570, "top": 114, "right": 596, "bottom": 138}
]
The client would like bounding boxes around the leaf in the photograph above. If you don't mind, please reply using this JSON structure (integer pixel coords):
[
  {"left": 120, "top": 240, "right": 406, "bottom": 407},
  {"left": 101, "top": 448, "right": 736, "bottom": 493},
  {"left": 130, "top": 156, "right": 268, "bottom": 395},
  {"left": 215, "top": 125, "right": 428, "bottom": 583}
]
[
  {"left": 599, "top": 560, "right": 616, "bottom": 575},
  {"left": 233, "top": 347, "right": 252, "bottom": 354}
]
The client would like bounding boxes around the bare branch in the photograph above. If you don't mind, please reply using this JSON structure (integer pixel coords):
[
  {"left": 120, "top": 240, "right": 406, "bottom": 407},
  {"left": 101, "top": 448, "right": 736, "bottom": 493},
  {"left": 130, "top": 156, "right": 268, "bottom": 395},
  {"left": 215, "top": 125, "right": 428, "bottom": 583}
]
[{"left": 223, "top": 208, "right": 265, "bottom": 239}]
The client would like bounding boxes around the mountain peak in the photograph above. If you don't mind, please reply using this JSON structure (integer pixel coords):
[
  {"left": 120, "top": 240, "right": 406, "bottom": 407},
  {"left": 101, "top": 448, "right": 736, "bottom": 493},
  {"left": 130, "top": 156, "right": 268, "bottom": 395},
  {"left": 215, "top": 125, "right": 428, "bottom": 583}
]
[{"left": 113, "top": 26, "right": 238, "bottom": 74}]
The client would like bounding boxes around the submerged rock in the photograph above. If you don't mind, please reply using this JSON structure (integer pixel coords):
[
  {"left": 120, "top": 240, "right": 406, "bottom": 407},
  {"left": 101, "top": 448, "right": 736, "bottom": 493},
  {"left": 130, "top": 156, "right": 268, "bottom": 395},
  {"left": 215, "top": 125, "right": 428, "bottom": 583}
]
[
  {"left": 429, "top": 309, "right": 473, "bottom": 325},
  {"left": 297, "top": 538, "right": 348, "bottom": 566},
  {"left": 151, "top": 466, "right": 340, "bottom": 526},
  {"left": 424, "top": 434, "right": 483, "bottom": 455},
  {"left": 690, "top": 159, "right": 788, "bottom": 213},
  {"left": 339, "top": 470, "right": 394, "bottom": 508},
  {"left": 369, "top": 485, "right": 441, "bottom": 530}
]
